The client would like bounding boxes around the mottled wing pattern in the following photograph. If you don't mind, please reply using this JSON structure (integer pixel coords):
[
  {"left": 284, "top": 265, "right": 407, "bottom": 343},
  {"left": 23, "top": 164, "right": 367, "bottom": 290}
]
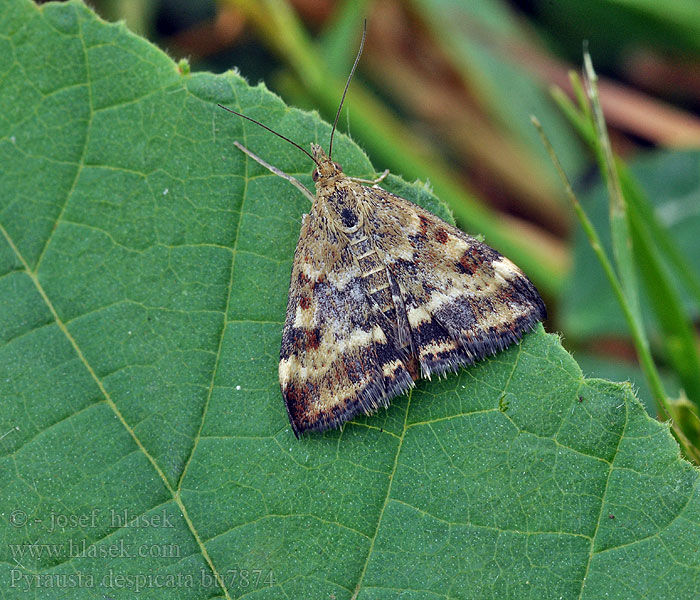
[
  {"left": 366, "top": 186, "right": 547, "bottom": 378},
  {"left": 279, "top": 205, "right": 414, "bottom": 437}
]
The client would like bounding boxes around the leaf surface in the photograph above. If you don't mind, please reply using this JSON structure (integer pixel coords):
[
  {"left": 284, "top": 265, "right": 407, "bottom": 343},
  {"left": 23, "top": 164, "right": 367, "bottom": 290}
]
[{"left": 1, "top": 2, "right": 699, "bottom": 598}]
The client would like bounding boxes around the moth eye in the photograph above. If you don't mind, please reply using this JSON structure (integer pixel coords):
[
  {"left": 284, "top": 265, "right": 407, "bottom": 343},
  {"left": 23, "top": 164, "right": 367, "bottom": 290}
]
[
  {"left": 333, "top": 162, "right": 343, "bottom": 172},
  {"left": 312, "top": 170, "right": 320, "bottom": 182}
]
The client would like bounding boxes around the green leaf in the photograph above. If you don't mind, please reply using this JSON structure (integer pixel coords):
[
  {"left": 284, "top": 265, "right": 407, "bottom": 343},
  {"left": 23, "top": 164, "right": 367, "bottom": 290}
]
[{"left": 2, "top": 1, "right": 700, "bottom": 598}]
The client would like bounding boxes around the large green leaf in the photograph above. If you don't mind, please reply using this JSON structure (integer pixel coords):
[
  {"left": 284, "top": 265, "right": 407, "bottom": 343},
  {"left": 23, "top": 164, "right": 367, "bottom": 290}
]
[{"left": 1, "top": 2, "right": 700, "bottom": 598}]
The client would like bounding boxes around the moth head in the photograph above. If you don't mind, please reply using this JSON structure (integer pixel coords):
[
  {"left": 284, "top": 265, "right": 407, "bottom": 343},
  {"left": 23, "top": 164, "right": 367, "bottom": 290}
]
[{"left": 310, "top": 143, "right": 343, "bottom": 182}]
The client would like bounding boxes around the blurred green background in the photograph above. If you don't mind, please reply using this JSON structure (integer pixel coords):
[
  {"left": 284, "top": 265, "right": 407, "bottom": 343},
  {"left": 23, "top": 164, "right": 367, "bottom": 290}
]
[{"left": 77, "top": 0, "right": 700, "bottom": 423}]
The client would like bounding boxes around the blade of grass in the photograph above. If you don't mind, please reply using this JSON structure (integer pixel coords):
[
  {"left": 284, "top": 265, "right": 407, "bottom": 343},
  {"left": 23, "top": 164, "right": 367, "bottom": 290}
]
[
  {"left": 555, "top": 69, "right": 700, "bottom": 410},
  {"left": 550, "top": 83, "right": 594, "bottom": 148},
  {"left": 583, "top": 51, "right": 642, "bottom": 326},
  {"left": 569, "top": 69, "right": 592, "bottom": 125},
  {"left": 532, "top": 116, "right": 700, "bottom": 464},
  {"left": 624, "top": 176, "right": 700, "bottom": 407},
  {"left": 318, "top": 0, "right": 372, "bottom": 75}
]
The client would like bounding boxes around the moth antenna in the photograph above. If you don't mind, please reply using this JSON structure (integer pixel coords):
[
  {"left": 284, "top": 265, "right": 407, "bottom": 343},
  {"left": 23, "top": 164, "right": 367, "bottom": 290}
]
[
  {"left": 217, "top": 104, "right": 319, "bottom": 166},
  {"left": 328, "top": 19, "right": 367, "bottom": 159}
]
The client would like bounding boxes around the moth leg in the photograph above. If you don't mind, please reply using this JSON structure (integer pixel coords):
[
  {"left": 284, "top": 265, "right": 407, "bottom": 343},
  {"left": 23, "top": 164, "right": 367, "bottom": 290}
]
[
  {"left": 349, "top": 169, "right": 390, "bottom": 185},
  {"left": 233, "top": 141, "right": 315, "bottom": 203}
]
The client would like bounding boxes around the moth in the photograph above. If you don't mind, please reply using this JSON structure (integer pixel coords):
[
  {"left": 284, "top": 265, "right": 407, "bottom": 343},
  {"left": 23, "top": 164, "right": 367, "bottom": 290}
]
[{"left": 219, "top": 24, "right": 546, "bottom": 437}]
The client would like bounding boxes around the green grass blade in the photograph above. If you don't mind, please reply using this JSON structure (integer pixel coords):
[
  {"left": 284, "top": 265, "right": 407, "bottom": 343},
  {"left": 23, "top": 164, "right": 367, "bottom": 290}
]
[
  {"left": 550, "top": 85, "right": 595, "bottom": 148},
  {"left": 318, "top": 0, "right": 372, "bottom": 75},
  {"left": 571, "top": 58, "right": 700, "bottom": 411},
  {"left": 532, "top": 117, "right": 700, "bottom": 463},
  {"left": 551, "top": 64, "right": 700, "bottom": 445},
  {"left": 622, "top": 173, "right": 700, "bottom": 407},
  {"left": 583, "top": 52, "right": 642, "bottom": 325}
]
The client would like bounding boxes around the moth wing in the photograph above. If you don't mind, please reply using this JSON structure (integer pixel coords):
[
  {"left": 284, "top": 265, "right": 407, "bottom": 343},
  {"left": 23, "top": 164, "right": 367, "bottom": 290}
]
[
  {"left": 367, "top": 187, "right": 546, "bottom": 377},
  {"left": 279, "top": 210, "right": 414, "bottom": 436}
]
